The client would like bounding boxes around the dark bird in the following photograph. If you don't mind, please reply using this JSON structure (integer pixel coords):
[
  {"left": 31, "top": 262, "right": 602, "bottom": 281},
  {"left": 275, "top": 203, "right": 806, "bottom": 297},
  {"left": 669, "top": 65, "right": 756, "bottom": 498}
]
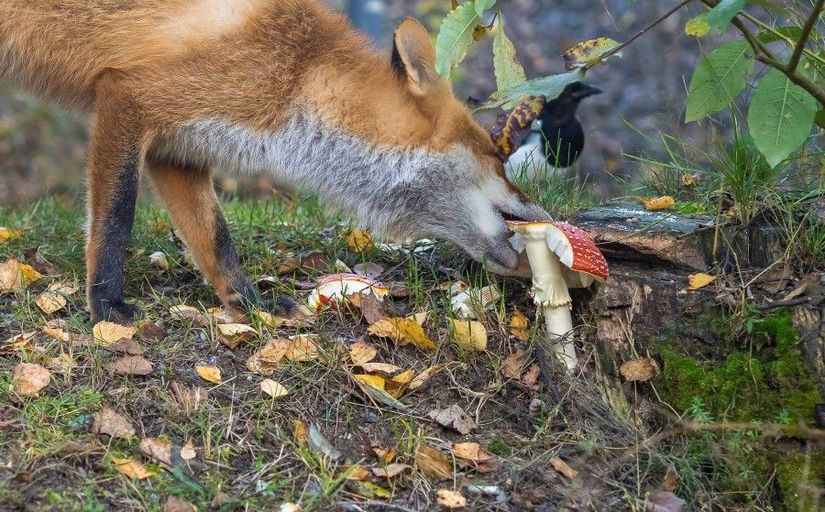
[{"left": 506, "top": 82, "right": 602, "bottom": 180}]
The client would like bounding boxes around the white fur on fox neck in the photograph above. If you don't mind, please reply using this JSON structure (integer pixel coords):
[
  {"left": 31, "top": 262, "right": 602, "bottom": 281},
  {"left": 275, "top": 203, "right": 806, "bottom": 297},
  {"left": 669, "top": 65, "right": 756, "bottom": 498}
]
[{"left": 154, "top": 114, "right": 494, "bottom": 240}]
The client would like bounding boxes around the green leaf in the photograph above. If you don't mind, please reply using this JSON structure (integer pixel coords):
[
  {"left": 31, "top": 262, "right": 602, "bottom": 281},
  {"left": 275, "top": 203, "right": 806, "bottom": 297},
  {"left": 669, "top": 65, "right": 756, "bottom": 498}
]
[
  {"left": 685, "top": 40, "right": 754, "bottom": 122},
  {"left": 483, "top": 70, "right": 584, "bottom": 110},
  {"left": 493, "top": 17, "right": 526, "bottom": 92},
  {"left": 475, "top": 0, "right": 496, "bottom": 16},
  {"left": 435, "top": 2, "right": 484, "bottom": 79},
  {"left": 706, "top": 0, "right": 745, "bottom": 32},
  {"left": 562, "top": 37, "right": 622, "bottom": 70},
  {"left": 748, "top": 69, "right": 818, "bottom": 167},
  {"left": 756, "top": 26, "right": 807, "bottom": 44},
  {"left": 816, "top": 109, "right": 825, "bottom": 130}
]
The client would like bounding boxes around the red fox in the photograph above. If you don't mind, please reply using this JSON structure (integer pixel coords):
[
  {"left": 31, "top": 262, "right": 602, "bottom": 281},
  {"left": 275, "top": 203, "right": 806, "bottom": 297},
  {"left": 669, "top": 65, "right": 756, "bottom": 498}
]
[{"left": 0, "top": 0, "right": 550, "bottom": 323}]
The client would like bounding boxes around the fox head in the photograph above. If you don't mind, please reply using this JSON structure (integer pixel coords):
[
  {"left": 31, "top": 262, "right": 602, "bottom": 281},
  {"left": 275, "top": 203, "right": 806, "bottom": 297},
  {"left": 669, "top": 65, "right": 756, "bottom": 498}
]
[{"left": 370, "top": 18, "right": 552, "bottom": 275}]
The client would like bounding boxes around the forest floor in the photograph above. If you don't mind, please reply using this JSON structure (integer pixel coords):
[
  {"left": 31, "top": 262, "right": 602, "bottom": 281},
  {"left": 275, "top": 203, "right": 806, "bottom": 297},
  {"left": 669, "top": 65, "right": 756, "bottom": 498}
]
[{"left": 0, "top": 193, "right": 823, "bottom": 512}]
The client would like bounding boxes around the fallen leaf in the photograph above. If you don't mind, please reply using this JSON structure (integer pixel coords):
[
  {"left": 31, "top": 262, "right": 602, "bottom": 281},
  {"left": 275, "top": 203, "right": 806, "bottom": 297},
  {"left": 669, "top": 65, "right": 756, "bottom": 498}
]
[
  {"left": 416, "top": 444, "right": 452, "bottom": 480},
  {"left": 195, "top": 364, "right": 222, "bottom": 384},
  {"left": 164, "top": 496, "right": 196, "bottom": 512},
  {"left": 180, "top": 441, "right": 197, "bottom": 461},
  {"left": 688, "top": 273, "right": 715, "bottom": 290},
  {"left": 149, "top": 251, "right": 170, "bottom": 271},
  {"left": 451, "top": 285, "right": 500, "bottom": 319},
  {"left": 368, "top": 317, "right": 437, "bottom": 351},
  {"left": 287, "top": 335, "right": 320, "bottom": 362},
  {"left": 293, "top": 420, "right": 309, "bottom": 443},
  {"left": 521, "top": 364, "right": 541, "bottom": 389},
  {"left": 359, "top": 292, "right": 387, "bottom": 325},
  {"left": 343, "top": 229, "right": 375, "bottom": 252},
  {"left": 436, "top": 489, "right": 467, "bottom": 509},
  {"left": 48, "top": 353, "right": 76, "bottom": 375},
  {"left": 35, "top": 283, "right": 76, "bottom": 314},
  {"left": 639, "top": 196, "right": 676, "bottom": 211},
  {"left": 110, "top": 338, "right": 144, "bottom": 355},
  {"left": 371, "top": 463, "right": 411, "bottom": 479},
  {"left": 217, "top": 323, "right": 257, "bottom": 349},
  {"left": 354, "top": 374, "right": 386, "bottom": 390},
  {"left": 0, "top": 259, "right": 42, "bottom": 292},
  {"left": 645, "top": 491, "right": 687, "bottom": 512},
  {"left": 509, "top": 310, "right": 530, "bottom": 341},
  {"left": 341, "top": 464, "right": 371, "bottom": 481},
  {"left": 451, "top": 443, "right": 494, "bottom": 463},
  {"left": 353, "top": 261, "right": 384, "bottom": 278},
  {"left": 360, "top": 362, "right": 403, "bottom": 374},
  {"left": 429, "top": 404, "right": 476, "bottom": 435},
  {"left": 140, "top": 437, "right": 173, "bottom": 467},
  {"left": 356, "top": 378, "right": 413, "bottom": 413},
  {"left": 449, "top": 319, "right": 488, "bottom": 352},
  {"left": 260, "top": 379, "right": 289, "bottom": 398},
  {"left": 92, "top": 407, "right": 135, "bottom": 438},
  {"left": 372, "top": 444, "right": 397, "bottom": 464},
  {"left": 549, "top": 457, "right": 578, "bottom": 479},
  {"left": 280, "top": 504, "right": 303, "bottom": 512},
  {"left": 208, "top": 308, "right": 237, "bottom": 325},
  {"left": 169, "top": 305, "right": 208, "bottom": 325},
  {"left": 111, "top": 356, "right": 153, "bottom": 376},
  {"left": 620, "top": 358, "right": 660, "bottom": 382},
  {"left": 408, "top": 365, "right": 443, "bottom": 391},
  {"left": 93, "top": 322, "right": 136, "bottom": 345},
  {"left": 11, "top": 363, "right": 51, "bottom": 397},
  {"left": 254, "top": 311, "right": 284, "bottom": 329},
  {"left": 503, "top": 349, "right": 528, "bottom": 379},
  {"left": 353, "top": 481, "right": 391, "bottom": 499},
  {"left": 349, "top": 341, "right": 378, "bottom": 366},
  {"left": 113, "top": 457, "right": 156, "bottom": 480},
  {"left": 2, "top": 331, "right": 36, "bottom": 351},
  {"left": 0, "top": 227, "right": 22, "bottom": 244},
  {"left": 170, "top": 382, "right": 209, "bottom": 416}
]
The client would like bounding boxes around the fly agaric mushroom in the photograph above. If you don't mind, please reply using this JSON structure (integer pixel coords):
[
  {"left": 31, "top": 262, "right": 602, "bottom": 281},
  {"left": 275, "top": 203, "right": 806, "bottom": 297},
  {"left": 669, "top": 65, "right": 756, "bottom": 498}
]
[
  {"left": 307, "top": 273, "right": 390, "bottom": 311},
  {"left": 507, "top": 221, "right": 608, "bottom": 370}
]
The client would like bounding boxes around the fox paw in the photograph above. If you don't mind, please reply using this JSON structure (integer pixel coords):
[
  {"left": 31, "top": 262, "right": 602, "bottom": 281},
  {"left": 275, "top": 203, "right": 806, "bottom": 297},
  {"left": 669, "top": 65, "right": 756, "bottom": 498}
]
[{"left": 93, "top": 300, "right": 144, "bottom": 325}]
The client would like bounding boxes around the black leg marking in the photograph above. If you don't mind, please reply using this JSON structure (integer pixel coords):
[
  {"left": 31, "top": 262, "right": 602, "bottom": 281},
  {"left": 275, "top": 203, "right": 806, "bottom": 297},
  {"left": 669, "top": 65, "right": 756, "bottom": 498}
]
[{"left": 89, "top": 150, "right": 143, "bottom": 324}]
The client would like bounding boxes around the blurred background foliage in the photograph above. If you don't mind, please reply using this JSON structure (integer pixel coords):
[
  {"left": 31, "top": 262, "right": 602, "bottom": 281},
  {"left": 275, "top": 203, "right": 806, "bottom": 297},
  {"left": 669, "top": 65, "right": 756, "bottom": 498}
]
[{"left": 0, "top": 0, "right": 819, "bottom": 207}]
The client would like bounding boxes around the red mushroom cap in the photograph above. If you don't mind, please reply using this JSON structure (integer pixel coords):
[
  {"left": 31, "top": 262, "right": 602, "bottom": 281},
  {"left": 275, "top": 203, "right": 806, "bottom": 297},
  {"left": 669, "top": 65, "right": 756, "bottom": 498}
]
[{"left": 546, "top": 222, "right": 609, "bottom": 282}]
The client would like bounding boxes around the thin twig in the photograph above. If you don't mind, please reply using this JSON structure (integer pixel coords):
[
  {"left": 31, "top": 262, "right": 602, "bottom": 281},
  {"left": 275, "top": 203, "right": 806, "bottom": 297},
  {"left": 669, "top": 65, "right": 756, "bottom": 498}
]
[
  {"left": 789, "top": 0, "right": 824, "bottom": 72},
  {"left": 599, "top": 0, "right": 696, "bottom": 64}
]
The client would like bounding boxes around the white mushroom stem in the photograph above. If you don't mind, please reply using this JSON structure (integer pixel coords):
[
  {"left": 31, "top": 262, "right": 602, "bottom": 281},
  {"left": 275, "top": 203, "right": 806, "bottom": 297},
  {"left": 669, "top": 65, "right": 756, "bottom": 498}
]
[{"left": 518, "top": 228, "right": 577, "bottom": 370}]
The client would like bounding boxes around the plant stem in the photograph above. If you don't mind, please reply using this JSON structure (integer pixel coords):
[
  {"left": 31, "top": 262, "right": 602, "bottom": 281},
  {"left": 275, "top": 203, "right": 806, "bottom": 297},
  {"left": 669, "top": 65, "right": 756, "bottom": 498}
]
[
  {"left": 788, "top": 0, "right": 824, "bottom": 72},
  {"left": 739, "top": 11, "right": 825, "bottom": 66},
  {"left": 598, "top": 0, "right": 696, "bottom": 64}
]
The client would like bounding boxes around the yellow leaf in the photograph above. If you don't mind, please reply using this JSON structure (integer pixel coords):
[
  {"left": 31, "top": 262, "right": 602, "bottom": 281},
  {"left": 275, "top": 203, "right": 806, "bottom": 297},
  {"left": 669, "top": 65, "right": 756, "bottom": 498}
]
[
  {"left": 341, "top": 464, "right": 371, "bottom": 481},
  {"left": 639, "top": 196, "right": 676, "bottom": 211},
  {"left": 35, "top": 291, "right": 67, "bottom": 315},
  {"left": 93, "top": 321, "right": 136, "bottom": 345},
  {"left": 563, "top": 37, "right": 621, "bottom": 70},
  {"left": 391, "top": 369, "right": 415, "bottom": 385},
  {"left": 349, "top": 341, "right": 378, "bottom": 366},
  {"left": 0, "top": 227, "right": 22, "bottom": 244},
  {"left": 112, "top": 457, "right": 156, "bottom": 480},
  {"left": 195, "top": 364, "right": 222, "bottom": 384},
  {"left": 253, "top": 311, "right": 284, "bottom": 329},
  {"left": 451, "top": 442, "right": 494, "bottom": 462},
  {"left": 688, "top": 273, "right": 716, "bottom": 290},
  {"left": 509, "top": 309, "right": 530, "bottom": 341},
  {"left": 286, "top": 335, "right": 320, "bottom": 362},
  {"left": 0, "top": 259, "right": 42, "bottom": 292},
  {"left": 408, "top": 365, "right": 443, "bottom": 391},
  {"left": 449, "top": 319, "right": 488, "bottom": 352},
  {"left": 360, "top": 362, "right": 402, "bottom": 374},
  {"left": 368, "top": 317, "right": 437, "bottom": 351},
  {"left": 260, "top": 379, "right": 289, "bottom": 398},
  {"left": 343, "top": 229, "right": 375, "bottom": 252},
  {"left": 217, "top": 323, "right": 257, "bottom": 349},
  {"left": 416, "top": 444, "right": 452, "bottom": 480},
  {"left": 2, "top": 331, "right": 36, "bottom": 351},
  {"left": 354, "top": 374, "right": 386, "bottom": 390},
  {"left": 293, "top": 420, "right": 309, "bottom": 443},
  {"left": 685, "top": 14, "right": 711, "bottom": 37},
  {"left": 436, "top": 489, "right": 467, "bottom": 509}
]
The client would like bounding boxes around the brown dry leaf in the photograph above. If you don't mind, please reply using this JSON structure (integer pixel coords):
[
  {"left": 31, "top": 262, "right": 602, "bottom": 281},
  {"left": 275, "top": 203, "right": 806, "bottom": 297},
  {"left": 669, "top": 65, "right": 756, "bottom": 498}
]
[
  {"left": 645, "top": 491, "right": 687, "bottom": 512},
  {"left": 368, "top": 317, "right": 437, "bottom": 351},
  {"left": 48, "top": 353, "right": 76, "bottom": 375},
  {"left": 416, "top": 444, "right": 452, "bottom": 480},
  {"left": 549, "top": 457, "right": 579, "bottom": 479},
  {"left": 111, "top": 356, "right": 153, "bottom": 376},
  {"left": 408, "top": 364, "right": 443, "bottom": 391},
  {"left": 353, "top": 261, "right": 384, "bottom": 278},
  {"left": 0, "top": 259, "right": 42, "bottom": 292},
  {"left": 92, "top": 321, "right": 136, "bottom": 345},
  {"left": 170, "top": 382, "right": 209, "bottom": 416},
  {"left": 354, "top": 374, "right": 386, "bottom": 390},
  {"left": 436, "top": 489, "right": 467, "bottom": 509},
  {"left": 113, "top": 457, "right": 156, "bottom": 480},
  {"left": 35, "top": 283, "right": 76, "bottom": 314},
  {"left": 11, "top": 363, "right": 51, "bottom": 397},
  {"left": 195, "top": 364, "right": 222, "bottom": 384},
  {"left": 687, "top": 273, "right": 715, "bottom": 290},
  {"left": 293, "top": 420, "right": 309, "bottom": 443},
  {"left": 164, "top": 496, "right": 196, "bottom": 512},
  {"left": 140, "top": 437, "right": 173, "bottom": 467},
  {"left": 2, "top": 331, "right": 36, "bottom": 351},
  {"left": 371, "top": 463, "right": 411, "bottom": 479},
  {"left": 110, "top": 338, "right": 144, "bottom": 356},
  {"left": 0, "top": 227, "right": 22, "bottom": 244},
  {"left": 503, "top": 349, "right": 528, "bottom": 379},
  {"left": 522, "top": 364, "right": 541, "bottom": 388},
  {"left": 349, "top": 341, "right": 378, "bottom": 366},
  {"left": 180, "top": 441, "right": 197, "bottom": 461},
  {"left": 217, "top": 323, "right": 257, "bottom": 349},
  {"left": 360, "top": 362, "right": 402, "bottom": 375},
  {"left": 287, "top": 335, "right": 320, "bottom": 362},
  {"left": 620, "top": 358, "right": 660, "bottom": 382},
  {"left": 343, "top": 229, "right": 375, "bottom": 252},
  {"left": 92, "top": 407, "right": 135, "bottom": 438},
  {"left": 449, "top": 319, "right": 488, "bottom": 352},
  {"left": 208, "top": 308, "right": 237, "bottom": 325},
  {"left": 148, "top": 251, "right": 170, "bottom": 271},
  {"left": 359, "top": 292, "right": 387, "bottom": 325},
  {"left": 509, "top": 310, "right": 530, "bottom": 341},
  {"left": 246, "top": 339, "right": 290, "bottom": 375},
  {"left": 372, "top": 445, "right": 397, "bottom": 464},
  {"left": 639, "top": 196, "right": 676, "bottom": 211},
  {"left": 260, "top": 379, "right": 289, "bottom": 398},
  {"left": 169, "top": 305, "right": 208, "bottom": 325},
  {"left": 451, "top": 443, "right": 494, "bottom": 463},
  {"left": 342, "top": 464, "right": 371, "bottom": 481},
  {"left": 253, "top": 311, "right": 283, "bottom": 329},
  {"left": 429, "top": 404, "right": 476, "bottom": 435}
]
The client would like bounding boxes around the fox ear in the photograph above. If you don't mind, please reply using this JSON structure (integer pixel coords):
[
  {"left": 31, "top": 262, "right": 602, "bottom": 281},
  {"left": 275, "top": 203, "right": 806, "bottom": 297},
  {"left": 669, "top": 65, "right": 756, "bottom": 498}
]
[{"left": 392, "top": 18, "right": 436, "bottom": 96}]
